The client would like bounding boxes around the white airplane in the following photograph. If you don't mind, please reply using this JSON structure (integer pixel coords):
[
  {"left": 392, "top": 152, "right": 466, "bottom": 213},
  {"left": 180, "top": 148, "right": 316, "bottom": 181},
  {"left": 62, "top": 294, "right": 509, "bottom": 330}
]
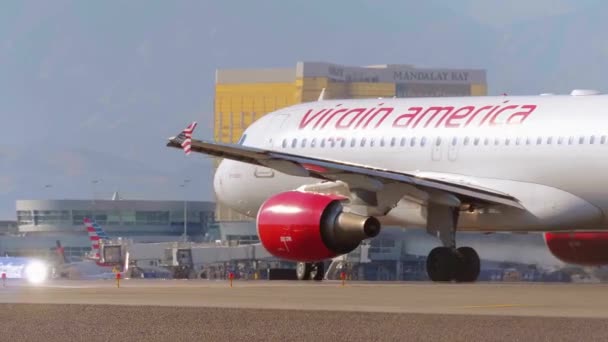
[{"left": 168, "top": 90, "right": 608, "bottom": 282}]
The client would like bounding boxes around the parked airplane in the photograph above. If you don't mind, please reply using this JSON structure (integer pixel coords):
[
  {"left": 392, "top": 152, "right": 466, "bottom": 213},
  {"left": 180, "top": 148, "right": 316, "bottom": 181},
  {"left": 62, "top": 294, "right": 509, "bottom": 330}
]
[
  {"left": 168, "top": 91, "right": 608, "bottom": 282},
  {"left": 54, "top": 219, "right": 123, "bottom": 279}
]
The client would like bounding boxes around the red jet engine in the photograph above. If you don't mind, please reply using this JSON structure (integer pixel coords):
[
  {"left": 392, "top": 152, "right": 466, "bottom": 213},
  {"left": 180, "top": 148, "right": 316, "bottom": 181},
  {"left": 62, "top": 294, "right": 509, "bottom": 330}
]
[
  {"left": 544, "top": 232, "right": 608, "bottom": 266},
  {"left": 257, "top": 191, "right": 381, "bottom": 262}
]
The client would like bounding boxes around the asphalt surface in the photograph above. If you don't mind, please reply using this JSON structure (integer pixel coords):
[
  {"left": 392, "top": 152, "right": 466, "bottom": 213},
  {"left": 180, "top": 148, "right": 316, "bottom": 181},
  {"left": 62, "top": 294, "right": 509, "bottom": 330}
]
[{"left": 1, "top": 280, "right": 608, "bottom": 341}]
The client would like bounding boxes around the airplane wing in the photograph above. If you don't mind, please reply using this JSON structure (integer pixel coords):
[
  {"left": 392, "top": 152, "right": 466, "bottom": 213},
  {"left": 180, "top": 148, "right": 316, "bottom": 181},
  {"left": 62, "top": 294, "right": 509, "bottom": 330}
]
[{"left": 167, "top": 127, "right": 524, "bottom": 210}]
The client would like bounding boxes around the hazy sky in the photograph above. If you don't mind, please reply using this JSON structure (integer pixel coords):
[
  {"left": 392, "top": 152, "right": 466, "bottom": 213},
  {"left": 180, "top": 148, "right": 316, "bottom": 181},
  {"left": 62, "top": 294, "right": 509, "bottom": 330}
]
[{"left": 0, "top": 0, "right": 606, "bottom": 219}]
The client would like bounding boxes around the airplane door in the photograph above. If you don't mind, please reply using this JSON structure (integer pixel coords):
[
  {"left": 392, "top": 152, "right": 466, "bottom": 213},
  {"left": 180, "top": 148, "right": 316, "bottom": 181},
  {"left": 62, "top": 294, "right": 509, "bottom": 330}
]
[
  {"left": 448, "top": 137, "right": 459, "bottom": 161},
  {"left": 432, "top": 137, "right": 442, "bottom": 161}
]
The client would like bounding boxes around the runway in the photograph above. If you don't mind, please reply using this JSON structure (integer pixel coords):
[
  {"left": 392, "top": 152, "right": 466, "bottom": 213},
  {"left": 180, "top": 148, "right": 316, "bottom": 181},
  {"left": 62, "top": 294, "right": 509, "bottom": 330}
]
[
  {"left": 1, "top": 280, "right": 608, "bottom": 341},
  {"left": 3, "top": 279, "right": 608, "bottom": 318}
]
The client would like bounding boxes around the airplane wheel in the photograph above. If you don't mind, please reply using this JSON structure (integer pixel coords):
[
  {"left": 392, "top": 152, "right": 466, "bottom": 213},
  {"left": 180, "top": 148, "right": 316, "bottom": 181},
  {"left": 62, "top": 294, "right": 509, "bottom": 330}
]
[
  {"left": 296, "top": 262, "right": 312, "bottom": 280},
  {"left": 426, "top": 247, "right": 458, "bottom": 282},
  {"left": 311, "top": 262, "right": 325, "bottom": 281},
  {"left": 454, "top": 247, "right": 480, "bottom": 282}
]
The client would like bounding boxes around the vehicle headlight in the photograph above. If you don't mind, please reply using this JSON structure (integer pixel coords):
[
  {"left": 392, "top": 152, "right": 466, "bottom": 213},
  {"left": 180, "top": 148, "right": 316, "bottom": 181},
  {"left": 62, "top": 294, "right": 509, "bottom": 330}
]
[{"left": 24, "top": 261, "right": 48, "bottom": 284}]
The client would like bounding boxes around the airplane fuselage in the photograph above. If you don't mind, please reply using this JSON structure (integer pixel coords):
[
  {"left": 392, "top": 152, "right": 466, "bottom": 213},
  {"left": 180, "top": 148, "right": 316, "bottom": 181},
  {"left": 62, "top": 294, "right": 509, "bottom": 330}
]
[{"left": 214, "top": 94, "right": 608, "bottom": 233}]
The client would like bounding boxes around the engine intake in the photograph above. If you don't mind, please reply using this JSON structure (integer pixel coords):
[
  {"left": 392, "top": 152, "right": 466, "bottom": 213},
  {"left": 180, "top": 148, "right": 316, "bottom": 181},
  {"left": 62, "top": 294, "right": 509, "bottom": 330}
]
[{"left": 257, "top": 191, "right": 381, "bottom": 262}]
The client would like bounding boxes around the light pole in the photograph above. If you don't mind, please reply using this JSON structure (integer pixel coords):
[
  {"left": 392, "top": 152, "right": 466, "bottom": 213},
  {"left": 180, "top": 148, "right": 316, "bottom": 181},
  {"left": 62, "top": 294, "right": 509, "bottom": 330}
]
[
  {"left": 91, "top": 179, "right": 102, "bottom": 208},
  {"left": 180, "top": 180, "right": 191, "bottom": 242}
]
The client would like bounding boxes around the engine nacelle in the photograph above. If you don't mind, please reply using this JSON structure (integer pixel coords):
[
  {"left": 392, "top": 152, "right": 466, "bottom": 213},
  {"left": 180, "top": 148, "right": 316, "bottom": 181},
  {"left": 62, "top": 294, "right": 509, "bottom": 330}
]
[
  {"left": 544, "top": 232, "right": 608, "bottom": 266},
  {"left": 257, "top": 191, "right": 381, "bottom": 262}
]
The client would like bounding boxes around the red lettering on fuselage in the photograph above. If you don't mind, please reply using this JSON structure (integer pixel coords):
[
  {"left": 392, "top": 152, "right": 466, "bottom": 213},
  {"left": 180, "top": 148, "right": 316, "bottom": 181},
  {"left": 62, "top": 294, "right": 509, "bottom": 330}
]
[
  {"left": 392, "top": 107, "right": 422, "bottom": 128},
  {"left": 419, "top": 106, "right": 454, "bottom": 128},
  {"left": 446, "top": 106, "right": 474, "bottom": 128},
  {"left": 363, "top": 107, "right": 394, "bottom": 129},
  {"left": 313, "top": 105, "right": 341, "bottom": 129},
  {"left": 299, "top": 108, "right": 328, "bottom": 129},
  {"left": 336, "top": 108, "right": 367, "bottom": 129},
  {"left": 354, "top": 107, "right": 378, "bottom": 129},
  {"left": 320, "top": 108, "right": 347, "bottom": 129},
  {"left": 297, "top": 102, "right": 538, "bottom": 130},
  {"left": 489, "top": 105, "right": 518, "bottom": 126},
  {"left": 464, "top": 105, "right": 493, "bottom": 127},
  {"left": 507, "top": 105, "right": 536, "bottom": 124}
]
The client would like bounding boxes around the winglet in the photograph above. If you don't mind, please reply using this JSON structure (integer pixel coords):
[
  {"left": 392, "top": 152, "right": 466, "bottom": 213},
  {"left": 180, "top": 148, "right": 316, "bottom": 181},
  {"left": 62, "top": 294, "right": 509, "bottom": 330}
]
[
  {"left": 318, "top": 88, "right": 326, "bottom": 101},
  {"left": 179, "top": 122, "right": 198, "bottom": 155}
]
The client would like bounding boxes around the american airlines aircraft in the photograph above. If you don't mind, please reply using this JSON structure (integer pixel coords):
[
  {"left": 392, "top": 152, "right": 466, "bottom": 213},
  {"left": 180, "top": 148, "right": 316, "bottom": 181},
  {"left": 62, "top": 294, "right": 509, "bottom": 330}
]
[
  {"left": 54, "top": 219, "right": 123, "bottom": 279},
  {"left": 168, "top": 90, "right": 608, "bottom": 282}
]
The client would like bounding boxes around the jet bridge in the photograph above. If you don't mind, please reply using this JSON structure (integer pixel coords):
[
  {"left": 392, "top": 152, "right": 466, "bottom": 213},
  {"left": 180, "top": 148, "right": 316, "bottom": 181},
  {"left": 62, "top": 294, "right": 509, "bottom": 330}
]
[{"left": 119, "top": 241, "right": 274, "bottom": 279}]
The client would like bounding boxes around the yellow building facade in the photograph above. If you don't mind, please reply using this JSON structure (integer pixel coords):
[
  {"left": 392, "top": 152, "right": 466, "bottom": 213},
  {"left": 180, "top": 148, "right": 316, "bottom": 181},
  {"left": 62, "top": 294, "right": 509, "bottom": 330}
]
[{"left": 214, "top": 62, "right": 487, "bottom": 221}]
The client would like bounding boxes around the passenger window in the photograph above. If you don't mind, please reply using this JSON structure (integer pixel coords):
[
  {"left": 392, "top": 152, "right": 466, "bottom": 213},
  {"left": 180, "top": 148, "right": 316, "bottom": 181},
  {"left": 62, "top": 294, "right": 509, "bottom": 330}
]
[
  {"left": 421, "top": 137, "right": 427, "bottom": 147},
  {"left": 350, "top": 138, "right": 356, "bottom": 147},
  {"left": 505, "top": 138, "right": 510, "bottom": 146},
  {"left": 484, "top": 137, "right": 489, "bottom": 146},
  {"left": 602, "top": 136, "right": 607, "bottom": 144},
  {"left": 390, "top": 137, "right": 396, "bottom": 147},
  {"left": 451, "top": 137, "right": 457, "bottom": 146},
  {"left": 321, "top": 139, "right": 326, "bottom": 148},
  {"left": 292, "top": 138, "right": 297, "bottom": 148},
  {"left": 474, "top": 137, "right": 480, "bottom": 146},
  {"left": 435, "top": 137, "right": 442, "bottom": 146},
  {"left": 557, "top": 137, "right": 563, "bottom": 145},
  {"left": 464, "top": 137, "right": 470, "bottom": 146},
  {"left": 361, "top": 137, "right": 366, "bottom": 147},
  {"left": 329, "top": 138, "right": 335, "bottom": 148},
  {"left": 494, "top": 138, "right": 500, "bottom": 146},
  {"left": 546, "top": 137, "right": 552, "bottom": 145},
  {"left": 516, "top": 137, "right": 521, "bottom": 146},
  {"left": 525, "top": 137, "right": 531, "bottom": 145},
  {"left": 536, "top": 137, "right": 542, "bottom": 145},
  {"left": 282, "top": 139, "right": 287, "bottom": 148},
  {"left": 410, "top": 137, "right": 417, "bottom": 147},
  {"left": 340, "top": 139, "right": 346, "bottom": 148},
  {"left": 301, "top": 138, "right": 307, "bottom": 148},
  {"left": 311, "top": 138, "right": 317, "bottom": 148},
  {"left": 568, "top": 137, "right": 574, "bottom": 145},
  {"left": 370, "top": 138, "right": 375, "bottom": 147},
  {"left": 400, "top": 137, "right": 407, "bottom": 147},
  {"left": 579, "top": 136, "right": 585, "bottom": 144},
  {"left": 591, "top": 136, "right": 596, "bottom": 144}
]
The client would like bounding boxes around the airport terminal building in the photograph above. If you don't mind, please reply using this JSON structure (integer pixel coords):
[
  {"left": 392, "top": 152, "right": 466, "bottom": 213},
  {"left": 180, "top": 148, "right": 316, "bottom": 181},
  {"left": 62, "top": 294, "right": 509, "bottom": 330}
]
[{"left": 0, "top": 197, "right": 215, "bottom": 259}]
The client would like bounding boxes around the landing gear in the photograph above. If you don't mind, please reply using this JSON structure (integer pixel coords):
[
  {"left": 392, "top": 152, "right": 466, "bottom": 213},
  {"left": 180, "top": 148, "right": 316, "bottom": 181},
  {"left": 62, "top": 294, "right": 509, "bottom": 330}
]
[
  {"left": 426, "top": 247, "right": 458, "bottom": 282},
  {"left": 425, "top": 202, "right": 481, "bottom": 282},
  {"left": 426, "top": 246, "right": 480, "bottom": 282},
  {"left": 296, "top": 262, "right": 311, "bottom": 280},
  {"left": 296, "top": 262, "right": 325, "bottom": 281},
  {"left": 455, "top": 246, "right": 480, "bottom": 282},
  {"left": 311, "top": 262, "right": 325, "bottom": 281}
]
